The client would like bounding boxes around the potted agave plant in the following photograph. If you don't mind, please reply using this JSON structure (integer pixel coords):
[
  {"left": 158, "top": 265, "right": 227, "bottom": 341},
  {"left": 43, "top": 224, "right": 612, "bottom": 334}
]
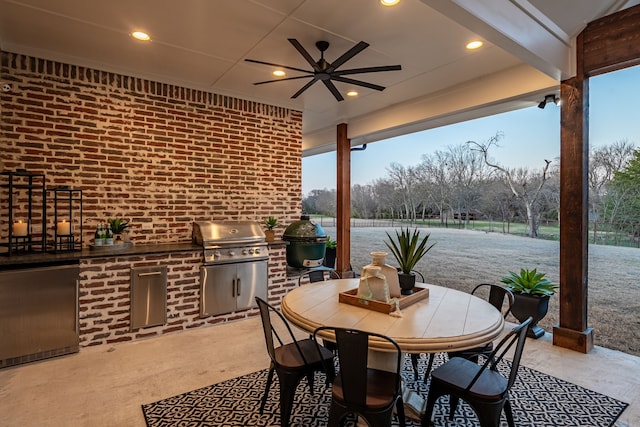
[
  {"left": 385, "top": 228, "right": 435, "bottom": 295},
  {"left": 500, "top": 268, "right": 558, "bottom": 338},
  {"left": 107, "top": 217, "right": 130, "bottom": 243},
  {"left": 263, "top": 216, "right": 279, "bottom": 242}
]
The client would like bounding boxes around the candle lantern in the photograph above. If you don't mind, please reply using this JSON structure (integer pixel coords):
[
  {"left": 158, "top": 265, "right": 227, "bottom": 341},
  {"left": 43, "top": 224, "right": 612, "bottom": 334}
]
[
  {"left": 1, "top": 170, "right": 47, "bottom": 255},
  {"left": 50, "top": 186, "right": 83, "bottom": 252}
]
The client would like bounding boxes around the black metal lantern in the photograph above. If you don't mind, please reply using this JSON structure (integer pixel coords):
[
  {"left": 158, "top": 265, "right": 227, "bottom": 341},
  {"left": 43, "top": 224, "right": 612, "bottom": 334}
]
[{"left": 51, "top": 186, "right": 82, "bottom": 252}]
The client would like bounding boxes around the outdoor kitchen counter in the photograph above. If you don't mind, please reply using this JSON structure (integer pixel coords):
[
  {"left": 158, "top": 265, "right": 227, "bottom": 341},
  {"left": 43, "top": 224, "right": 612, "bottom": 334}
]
[
  {"left": 0, "top": 240, "right": 288, "bottom": 268},
  {"left": 0, "top": 242, "right": 202, "bottom": 268}
]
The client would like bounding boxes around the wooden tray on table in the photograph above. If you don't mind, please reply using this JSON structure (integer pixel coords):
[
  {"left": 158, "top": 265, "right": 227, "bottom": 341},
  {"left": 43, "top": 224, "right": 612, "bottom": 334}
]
[{"left": 338, "top": 286, "right": 429, "bottom": 314}]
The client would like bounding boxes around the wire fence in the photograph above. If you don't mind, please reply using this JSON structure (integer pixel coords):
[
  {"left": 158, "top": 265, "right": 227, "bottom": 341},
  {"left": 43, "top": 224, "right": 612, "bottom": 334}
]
[{"left": 313, "top": 216, "right": 640, "bottom": 248}]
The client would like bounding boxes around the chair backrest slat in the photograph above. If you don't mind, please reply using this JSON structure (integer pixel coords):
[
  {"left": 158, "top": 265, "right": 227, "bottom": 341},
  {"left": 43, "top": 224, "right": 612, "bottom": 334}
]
[
  {"left": 465, "top": 317, "right": 532, "bottom": 394},
  {"left": 335, "top": 329, "right": 370, "bottom": 406},
  {"left": 256, "top": 297, "right": 312, "bottom": 366},
  {"left": 471, "top": 283, "right": 514, "bottom": 318},
  {"left": 314, "top": 326, "right": 402, "bottom": 408}
]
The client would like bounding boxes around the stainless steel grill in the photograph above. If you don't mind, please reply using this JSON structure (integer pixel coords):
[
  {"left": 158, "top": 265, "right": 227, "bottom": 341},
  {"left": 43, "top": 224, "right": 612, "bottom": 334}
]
[
  {"left": 193, "top": 220, "right": 269, "bottom": 317},
  {"left": 192, "top": 220, "right": 268, "bottom": 265}
]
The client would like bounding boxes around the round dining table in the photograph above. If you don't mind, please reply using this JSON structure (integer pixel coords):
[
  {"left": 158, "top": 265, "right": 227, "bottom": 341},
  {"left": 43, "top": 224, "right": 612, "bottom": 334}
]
[{"left": 281, "top": 279, "right": 505, "bottom": 354}]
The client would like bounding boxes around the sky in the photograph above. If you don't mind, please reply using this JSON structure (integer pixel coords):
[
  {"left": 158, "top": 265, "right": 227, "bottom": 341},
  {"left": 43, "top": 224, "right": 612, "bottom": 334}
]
[{"left": 302, "top": 65, "right": 640, "bottom": 196}]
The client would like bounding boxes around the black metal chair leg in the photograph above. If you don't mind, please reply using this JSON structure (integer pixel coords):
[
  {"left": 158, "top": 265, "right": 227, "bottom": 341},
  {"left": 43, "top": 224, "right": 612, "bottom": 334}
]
[
  {"left": 449, "top": 395, "right": 460, "bottom": 420},
  {"left": 411, "top": 353, "right": 420, "bottom": 381},
  {"left": 395, "top": 396, "right": 407, "bottom": 427},
  {"left": 260, "top": 365, "right": 275, "bottom": 414},
  {"left": 422, "top": 353, "right": 435, "bottom": 384},
  {"left": 504, "top": 398, "right": 515, "bottom": 427},
  {"left": 278, "top": 372, "right": 304, "bottom": 427}
]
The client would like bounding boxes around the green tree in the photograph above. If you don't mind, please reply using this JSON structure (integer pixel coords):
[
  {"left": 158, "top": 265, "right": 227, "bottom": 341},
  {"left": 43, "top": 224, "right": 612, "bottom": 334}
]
[{"left": 604, "top": 149, "right": 640, "bottom": 226}]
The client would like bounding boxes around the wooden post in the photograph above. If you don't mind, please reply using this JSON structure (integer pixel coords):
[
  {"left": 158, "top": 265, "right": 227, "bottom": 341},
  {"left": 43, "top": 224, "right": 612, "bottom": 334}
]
[
  {"left": 553, "top": 33, "right": 594, "bottom": 353},
  {"left": 335, "top": 123, "right": 351, "bottom": 277},
  {"left": 553, "top": 4, "right": 640, "bottom": 353}
]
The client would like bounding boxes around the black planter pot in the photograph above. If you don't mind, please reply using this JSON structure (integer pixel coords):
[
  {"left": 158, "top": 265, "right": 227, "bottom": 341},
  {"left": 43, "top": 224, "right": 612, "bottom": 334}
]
[
  {"left": 398, "top": 272, "right": 416, "bottom": 295},
  {"left": 510, "top": 293, "right": 550, "bottom": 338},
  {"left": 323, "top": 247, "right": 336, "bottom": 268}
]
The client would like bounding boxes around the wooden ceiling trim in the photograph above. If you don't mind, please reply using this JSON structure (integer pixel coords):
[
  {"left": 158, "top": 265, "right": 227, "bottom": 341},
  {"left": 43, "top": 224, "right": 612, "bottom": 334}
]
[{"left": 581, "top": 4, "right": 640, "bottom": 76}]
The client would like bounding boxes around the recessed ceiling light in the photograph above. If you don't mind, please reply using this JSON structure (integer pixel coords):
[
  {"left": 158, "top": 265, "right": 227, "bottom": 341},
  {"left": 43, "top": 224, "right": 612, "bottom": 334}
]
[
  {"left": 272, "top": 70, "right": 286, "bottom": 77},
  {"left": 466, "top": 40, "right": 483, "bottom": 50},
  {"left": 131, "top": 31, "right": 151, "bottom": 41},
  {"left": 347, "top": 90, "right": 358, "bottom": 97},
  {"left": 380, "top": 0, "right": 400, "bottom": 6}
]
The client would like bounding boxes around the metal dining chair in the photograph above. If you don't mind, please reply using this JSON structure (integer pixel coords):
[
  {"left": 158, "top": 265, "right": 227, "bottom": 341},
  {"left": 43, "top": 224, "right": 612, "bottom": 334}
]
[
  {"left": 298, "top": 268, "right": 340, "bottom": 286},
  {"left": 422, "top": 317, "right": 532, "bottom": 427},
  {"left": 447, "top": 283, "right": 515, "bottom": 364},
  {"left": 314, "top": 326, "right": 407, "bottom": 427},
  {"left": 412, "top": 282, "right": 513, "bottom": 384},
  {"left": 255, "top": 297, "right": 335, "bottom": 427}
]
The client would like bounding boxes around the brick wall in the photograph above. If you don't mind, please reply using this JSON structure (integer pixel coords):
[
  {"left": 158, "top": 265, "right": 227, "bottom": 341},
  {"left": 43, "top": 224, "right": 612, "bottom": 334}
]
[
  {"left": 79, "top": 245, "right": 296, "bottom": 347},
  {"left": 1, "top": 51, "right": 302, "bottom": 347},
  {"left": 0, "top": 51, "right": 303, "bottom": 245}
]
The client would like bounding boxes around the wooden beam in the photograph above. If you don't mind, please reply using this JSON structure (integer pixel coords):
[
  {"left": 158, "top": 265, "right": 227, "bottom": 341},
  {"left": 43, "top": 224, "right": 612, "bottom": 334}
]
[
  {"left": 582, "top": 4, "right": 640, "bottom": 76},
  {"left": 335, "top": 123, "right": 351, "bottom": 277}
]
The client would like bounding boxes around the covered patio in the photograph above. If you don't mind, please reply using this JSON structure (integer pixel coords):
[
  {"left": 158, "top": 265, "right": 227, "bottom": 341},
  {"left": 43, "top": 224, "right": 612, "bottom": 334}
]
[
  {"left": 2, "top": 0, "right": 639, "bottom": 355},
  {"left": 1, "top": 1, "right": 639, "bottom": 425}
]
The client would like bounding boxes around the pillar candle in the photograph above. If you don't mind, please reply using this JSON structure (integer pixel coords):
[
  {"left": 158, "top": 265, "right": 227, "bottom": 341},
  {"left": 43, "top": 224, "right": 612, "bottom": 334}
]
[
  {"left": 13, "top": 220, "right": 28, "bottom": 236},
  {"left": 57, "top": 220, "right": 71, "bottom": 235}
]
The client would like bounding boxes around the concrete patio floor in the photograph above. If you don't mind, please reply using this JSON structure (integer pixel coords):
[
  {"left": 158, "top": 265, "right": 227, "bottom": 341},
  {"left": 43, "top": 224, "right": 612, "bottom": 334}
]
[{"left": 0, "top": 316, "right": 638, "bottom": 426}]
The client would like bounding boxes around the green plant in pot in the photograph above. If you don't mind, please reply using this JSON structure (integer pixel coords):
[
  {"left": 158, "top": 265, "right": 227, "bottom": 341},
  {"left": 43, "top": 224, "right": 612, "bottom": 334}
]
[
  {"left": 500, "top": 268, "right": 558, "bottom": 338},
  {"left": 107, "top": 217, "right": 130, "bottom": 242},
  {"left": 323, "top": 236, "right": 337, "bottom": 268},
  {"left": 263, "top": 216, "right": 279, "bottom": 242},
  {"left": 385, "top": 228, "right": 435, "bottom": 295}
]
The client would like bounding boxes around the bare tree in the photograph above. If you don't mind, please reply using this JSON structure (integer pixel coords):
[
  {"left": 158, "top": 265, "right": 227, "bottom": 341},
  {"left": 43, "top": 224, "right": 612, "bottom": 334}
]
[
  {"left": 351, "top": 184, "right": 377, "bottom": 219},
  {"left": 445, "top": 144, "right": 490, "bottom": 225},
  {"left": 372, "top": 178, "right": 400, "bottom": 219},
  {"left": 302, "top": 188, "right": 336, "bottom": 216},
  {"left": 415, "top": 151, "right": 452, "bottom": 224},
  {"left": 468, "top": 133, "right": 551, "bottom": 238},
  {"left": 385, "top": 162, "right": 420, "bottom": 221}
]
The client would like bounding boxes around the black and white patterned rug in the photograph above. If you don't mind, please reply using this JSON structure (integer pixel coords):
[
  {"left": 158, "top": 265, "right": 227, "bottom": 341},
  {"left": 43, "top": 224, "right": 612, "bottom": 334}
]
[{"left": 142, "top": 355, "right": 628, "bottom": 426}]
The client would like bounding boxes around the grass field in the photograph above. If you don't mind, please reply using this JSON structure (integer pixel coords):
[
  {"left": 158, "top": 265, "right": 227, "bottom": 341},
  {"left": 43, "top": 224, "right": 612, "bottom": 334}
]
[{"left": 318, "top": 224, "right": 640, "bottom": 357}]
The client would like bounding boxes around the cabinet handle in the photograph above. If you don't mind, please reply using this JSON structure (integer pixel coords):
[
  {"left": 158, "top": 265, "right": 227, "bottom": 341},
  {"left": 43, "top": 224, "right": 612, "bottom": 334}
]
[
  {"left": 236, "top": 278, "right": 241, "bottom": 296},
  {"left": 232, "top": 278, "right": 236, "bottom": 297},
  {"left": 138, "top": 271, "right": 162, "bottom": 277}
]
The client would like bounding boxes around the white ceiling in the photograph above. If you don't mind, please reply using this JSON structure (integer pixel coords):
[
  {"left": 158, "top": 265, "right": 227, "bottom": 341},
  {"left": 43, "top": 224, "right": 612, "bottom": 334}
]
[{"left": 1, "top": 0, "right": 638, "bottom": 155}]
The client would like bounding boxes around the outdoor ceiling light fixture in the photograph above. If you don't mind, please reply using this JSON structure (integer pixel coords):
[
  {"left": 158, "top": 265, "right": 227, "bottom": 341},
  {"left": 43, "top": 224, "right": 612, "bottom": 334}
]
[{"left": 538, "top": 94, "right": 560, "bottom": 109}]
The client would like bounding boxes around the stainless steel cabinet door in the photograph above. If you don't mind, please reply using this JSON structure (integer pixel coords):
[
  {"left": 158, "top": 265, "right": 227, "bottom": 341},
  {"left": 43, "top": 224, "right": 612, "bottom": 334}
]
[
  {"left": 200, "top": 260, "right": 268, "bottom": 316},
  {"left": 0, "top": 263, "right": 79, "bottom": 366},
  {"left": 130, "top": 266, "right": 167, "bottom": 330},
  {"left": 235, "top": 260, "right": 268, "bottom": 311},
  {"left": 200, "top": 263, "right": 237, "bottom": 316}
]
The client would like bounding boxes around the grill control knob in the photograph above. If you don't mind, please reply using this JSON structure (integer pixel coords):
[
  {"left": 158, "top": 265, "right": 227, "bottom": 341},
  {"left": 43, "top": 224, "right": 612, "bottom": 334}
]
[
  {"left": 242, "top": 249, "right": 249, "bottom": 255},
  {"left": 255, "top": 248, "right": 261, "bottom": 254},
  {"left": 214, "top": 251, "right": 221, "bottom": 258},
  {"left": 229, "top": 250, "right": 236, "bottom": 257}
]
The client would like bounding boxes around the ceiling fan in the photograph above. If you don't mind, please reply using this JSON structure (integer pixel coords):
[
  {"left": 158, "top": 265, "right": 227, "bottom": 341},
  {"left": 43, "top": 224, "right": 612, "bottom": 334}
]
[{"left": 245, "top": 39, "right": 401, "bottom": 101}]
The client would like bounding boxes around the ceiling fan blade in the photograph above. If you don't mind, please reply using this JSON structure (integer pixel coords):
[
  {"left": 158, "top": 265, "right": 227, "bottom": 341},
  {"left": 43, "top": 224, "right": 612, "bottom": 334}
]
[
  {"left": 327, "top": 41, "right": 369, "bottom": 72},
  {"left": 291, "top": 77, "right": 320, "bottom": 99},
  {"left": 322, "top": 80, "right": 344, "bottom": 101},
  {"left": 244, "top": 58, "right": 312, "bottom": 74},
  {"left": 331, "top": 76, "right": 386, "bottom": 92},
  {"left": 333, "top": 65, "right": 402, "bottom": 76},
  {"left": 288, "top": 38, "right": 321, "bottom": 72},
  {"left": 253, "top": 75, "right": 314, "bottom": 85}
]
